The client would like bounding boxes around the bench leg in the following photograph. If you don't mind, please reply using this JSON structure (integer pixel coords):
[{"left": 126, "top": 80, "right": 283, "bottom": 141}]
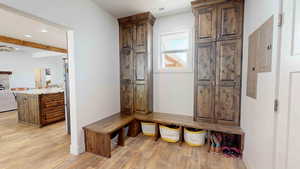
[
  {"left": 84, "top": 129, "right": 111, "bottom": 158},
  {"left": 155, "top": 123, "right": 160, "bottom": 141},
  {"left": 118, "top": 127, "right": 125, "bottom": 146},
  {"left": 179, "top": 126, "right": 183, "bottom": 146},
  {"left": 128, "top": 120, "right": 141, "bottom": 137}
]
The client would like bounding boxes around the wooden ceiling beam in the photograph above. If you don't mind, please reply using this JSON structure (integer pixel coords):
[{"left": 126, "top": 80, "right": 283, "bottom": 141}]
[
  {"left": 0, "top": 35, "right": 68, "bottom": 54},
  {"left": 0, "top": 71, "right": 12, "bottom": 75}
]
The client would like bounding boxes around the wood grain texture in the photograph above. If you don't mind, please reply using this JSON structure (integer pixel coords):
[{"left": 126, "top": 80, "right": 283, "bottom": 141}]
[
  {"left": 0, "top": 71, "right": 12, "bottom": 75},
  {"left": 120, "top": 83, "right": 134, "bottom": 114},
  {"left": 193, "top": 0, "right": 243, "bottom": 126},
  {"left": 16, "top": 92, "right": 65, "bottom": 127},
  {"left": 16, "top": 94, "right": 41, "bottom": 127},
  {"left": 0, "top": 35, "right": 67, "bottom": 53},
  {"left": 194, "top": 7, "right": 217, "bottom": 43},
  {"left": 0, "top": 111, "right": 246, "bottom": 169},
  {"left": 119, "top": 12, "right": 154, "bottom": 115},
  {"left": 195, "top": 43, "right": 216, "bottom": 122},
  {"left": 217, "top": 2, "right": 243, "bottom": 40},
  {"left": 83, "top": 113, "right": 135, "bottom": 134},
  {"left": 215, "top": 39, "right": 241, "bottom": 125},
  {"left": 135, "top": 112, "right": 244, "bottom": 135}
]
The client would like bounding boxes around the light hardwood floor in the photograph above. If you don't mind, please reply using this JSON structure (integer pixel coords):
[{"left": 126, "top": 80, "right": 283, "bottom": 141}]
[{"left": 0, "top": 111, "right": 246, "bottom": 169}]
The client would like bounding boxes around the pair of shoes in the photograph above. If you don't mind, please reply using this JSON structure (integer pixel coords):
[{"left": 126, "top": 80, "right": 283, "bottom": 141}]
[
  {"left": 210, "top": 132, "right": 222, "bottom": 153},
  {"left": 221, "top": 134, "right": 241, "bottom": 158},
  {"left": 222, "top": 146, "right": 241, "bottom": 158}
]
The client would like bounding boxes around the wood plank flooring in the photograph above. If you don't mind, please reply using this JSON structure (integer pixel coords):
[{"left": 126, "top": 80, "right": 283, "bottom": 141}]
[{"left": 0, "top": 111, "right": 246, "bottom": 169}]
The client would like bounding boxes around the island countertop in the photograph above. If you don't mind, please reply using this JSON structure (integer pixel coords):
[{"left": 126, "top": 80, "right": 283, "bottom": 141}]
[{"left": 13, "top": 88, "right": 64, "bottom": 95}]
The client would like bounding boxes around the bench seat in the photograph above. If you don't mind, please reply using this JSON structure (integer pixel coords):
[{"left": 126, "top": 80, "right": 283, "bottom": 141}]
[
  {"left": 83, "top": 113, "right": 138, "bottom": 158},
  {"left": 84, "top": 113, "right": 134, "bottom": 134},
  {"left": 83, "top": 112, "right": 245, "bottom": 158}
]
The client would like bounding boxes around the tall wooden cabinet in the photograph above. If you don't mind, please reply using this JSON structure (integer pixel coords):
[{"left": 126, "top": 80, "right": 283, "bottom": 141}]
[
  {"left": 192, "top": 0, "right": 244, "bottom": 126},
  {"left": 118, "top": 13, "right": 155, "bottom": 115}
]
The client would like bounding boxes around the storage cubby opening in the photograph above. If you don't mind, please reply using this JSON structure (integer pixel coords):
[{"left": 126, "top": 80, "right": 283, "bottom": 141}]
[{"left": 209, "top": 132, "right": 243, "bottom": 158}]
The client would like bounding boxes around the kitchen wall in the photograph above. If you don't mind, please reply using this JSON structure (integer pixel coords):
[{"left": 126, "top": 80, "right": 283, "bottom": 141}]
[
  {"left": 0, "top": 0, "right": 119, "bottom": 155},
  {"left": 241, "top": 0, "right": 280, "bottom": 169},
  {"left": 0, "top": 52, "right": 64, "bottom": 88},
  {"left": 153, "top": 11, "right": 194, "bottom": 117}
]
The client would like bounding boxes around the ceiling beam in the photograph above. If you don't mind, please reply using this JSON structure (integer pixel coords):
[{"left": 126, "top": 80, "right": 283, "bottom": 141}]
[
  {"left": 0, "top": 35, "right": 68, "bottom": 54},
  {"left": 0, "top": 71, "right": 12, "bottom": 75}
]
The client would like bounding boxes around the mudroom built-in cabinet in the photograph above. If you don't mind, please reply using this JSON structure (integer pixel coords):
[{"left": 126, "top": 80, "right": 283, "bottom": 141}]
[
  {"left": 118, "top": 13, "right": 155, "bottom": 115},
  {"left": 192, "top": 0, "right": 244, "bottom": 126}
]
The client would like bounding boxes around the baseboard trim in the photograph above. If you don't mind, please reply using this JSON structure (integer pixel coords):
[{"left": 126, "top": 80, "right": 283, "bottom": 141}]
[{"left": 70, "top": 143, "right": 85, "bottom": 155}]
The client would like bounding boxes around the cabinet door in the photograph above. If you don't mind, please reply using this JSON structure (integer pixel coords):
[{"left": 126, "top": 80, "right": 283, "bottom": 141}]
[
  {"left": 215, "top": 39, "right": 241, "bottom": 125},
  {"left": 120, "top": 48, "right": 133, "bottom": 81},
  {"left": 134, "top": 83, "right": 147, "bottom": 113},
  {"left": 195, "top": 43, "right": 216, "bottom": 121},
  {"left": 195, "top": 7, "right": 217, "bottom": 43},
  {"left": 135, "top": 52, "right": 145, "bottom": 81},
  {"left": 134, "top": 22, "right": 147, "bottom": 51},
  {"left": 217, "top": 2, "right": 243, "bottom": 40},
  {"left": 120, "top": 83, "right": 133, "bottom": 114},
  {"left": 120, "top": 25, "right": 133, "bottom": 48}
]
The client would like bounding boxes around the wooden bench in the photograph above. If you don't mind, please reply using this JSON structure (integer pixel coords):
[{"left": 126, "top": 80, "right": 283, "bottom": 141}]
[
  {"left": 83, "top": 112, "right": 245, "bottom": 158},
  {"left": 83, "top": 113, "right": 140, "bottom": 158},
  {"left": 134, "top": 112, "right": 245, "bottom": 152}
]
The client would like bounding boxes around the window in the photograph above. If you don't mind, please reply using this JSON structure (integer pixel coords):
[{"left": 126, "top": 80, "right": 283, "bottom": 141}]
[{"left": 159, "top": 30, "right": 192, "bottom": 72}]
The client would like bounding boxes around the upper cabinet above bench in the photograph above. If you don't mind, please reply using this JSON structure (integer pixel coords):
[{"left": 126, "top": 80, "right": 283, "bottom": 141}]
[{"left": 193, "top": 0, "right": 243, "bottom": 43}]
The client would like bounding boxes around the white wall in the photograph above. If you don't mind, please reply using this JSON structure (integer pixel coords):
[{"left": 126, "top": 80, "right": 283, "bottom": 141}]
[
  {"left": 0, "top": 52, "right": 64, "bottom": 88},
  {"left": 153, "top": 12, "right": 194, "bottom": 117},
  {"left": 241, "top": 0, "right": 280, "bottom": 169},
  {"left": 0, "top": 0, "right": 120, "bottom": 154}
]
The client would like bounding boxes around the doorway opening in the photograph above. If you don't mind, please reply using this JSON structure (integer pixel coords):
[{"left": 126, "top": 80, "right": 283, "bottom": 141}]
[{"left": 0, "top": 4, "right": 76, "bottom": 159}]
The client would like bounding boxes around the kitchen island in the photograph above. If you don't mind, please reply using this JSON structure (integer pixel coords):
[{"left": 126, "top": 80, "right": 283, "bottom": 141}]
[{"left": 15, "top": 88, "right": 65, "bottom": 127}]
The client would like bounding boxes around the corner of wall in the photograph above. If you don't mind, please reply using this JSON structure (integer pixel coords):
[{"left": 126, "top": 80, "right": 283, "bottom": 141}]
[{"left": 70, "top": 143, "right": 85, "bottom": 155}]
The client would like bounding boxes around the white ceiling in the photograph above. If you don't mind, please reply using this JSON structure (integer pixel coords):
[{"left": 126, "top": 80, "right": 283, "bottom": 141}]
[
  {"left": 93, "top": 0, "right": 193, "bottom": 18},
  {"left": 0, "top": 8, "right": 67, "bottom": 49}
]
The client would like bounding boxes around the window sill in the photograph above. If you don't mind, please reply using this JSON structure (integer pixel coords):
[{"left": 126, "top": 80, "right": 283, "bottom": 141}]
[{"left": 155, "top": 68, "right": 193, "bottom": 73}]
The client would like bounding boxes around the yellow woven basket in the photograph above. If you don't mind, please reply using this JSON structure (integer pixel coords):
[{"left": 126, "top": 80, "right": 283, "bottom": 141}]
[
  {"left": 159, "top": 125, "right": 180, "bottom": 143},
  {"left": 141, "top": 122, "right": 156, "bottom": 136},
  {"left": 184, "top": 128, "right": 207, "bottom": 147}
]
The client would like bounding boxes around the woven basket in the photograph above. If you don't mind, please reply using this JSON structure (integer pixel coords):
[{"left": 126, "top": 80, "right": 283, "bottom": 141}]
[
  {"left": 141, "top": 122, "right": 156, "bottom": 136},
  {"left": 159, "top": 125, "right": 180, "bottom": 143},
  {"left": 184, "top": 128, "right": 207, "bottom": 146}
]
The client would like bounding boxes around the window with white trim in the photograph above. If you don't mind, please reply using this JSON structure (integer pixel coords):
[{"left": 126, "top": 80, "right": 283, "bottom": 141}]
[{"left": 159, "top": 30, "right": 192, "bottom": 72}]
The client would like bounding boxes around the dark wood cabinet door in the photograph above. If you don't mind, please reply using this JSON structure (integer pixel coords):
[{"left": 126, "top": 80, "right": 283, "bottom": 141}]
[
  {"left": 215, "top": 39, "right": 241, "bottom": 125},
  {"left": 215, "top": 86, "right": 240, "bottom": 125},
  {"left": 195, "top": 7, "right": 217, "bottom": 43},
  {"left": 197, "top": 43, "right": 216, "bottom": 81},
  {"left": 135, "top": 52, "right": 145, "bottom": 81},
  {"left": 134, "top": 83, "right": 147, "bottom": 113},
  {"left": 120, "top": 48, "right": 133, "bottom": 81},
  {"left": 134, "top": 23, "right": 147, "bottom": 51},
  {"left": 120, "top": 25, "right": 133, "bottom": 48},
  {"left": 120, "top": 83, "right": 133, "bottom": 114},
  {"left": 196, "top": 83, "right": 214, "bottom": 121},
  {"left": 217, "top": 2, "right": 243, "bottom": 41},
  {"left": 195, "top": 43, "right": 216, "bottom": 121}
]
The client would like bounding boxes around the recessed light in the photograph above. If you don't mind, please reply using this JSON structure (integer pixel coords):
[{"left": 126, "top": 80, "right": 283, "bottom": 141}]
[
  {"left": 41, "top": 29, "right": 48, "bottom": 33},
  {"left": 24, "top": 34, "right": 32, "bottom": 38}
]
